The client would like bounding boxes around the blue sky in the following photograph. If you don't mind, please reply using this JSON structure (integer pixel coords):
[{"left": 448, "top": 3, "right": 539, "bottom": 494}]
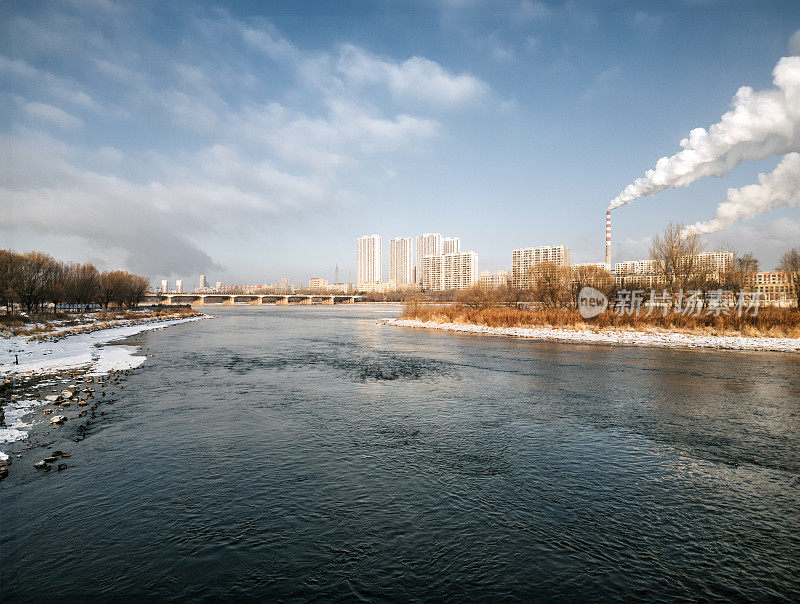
[{"left": 2, "top": 0, "right": 799, "bottom": 287}]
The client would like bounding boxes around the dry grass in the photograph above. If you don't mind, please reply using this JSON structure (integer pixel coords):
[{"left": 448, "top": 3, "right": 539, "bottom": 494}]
[
  {"left": 6, "top": 307, "right": 201, "bottom": 341},
  {"left": 402, "top": 301, "right": 800, "bottom": 338}
]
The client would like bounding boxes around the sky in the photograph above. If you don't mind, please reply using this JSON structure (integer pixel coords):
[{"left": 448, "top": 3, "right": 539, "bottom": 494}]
[{"left": 2, "top": 0, "right": 799, "bottom": 288}]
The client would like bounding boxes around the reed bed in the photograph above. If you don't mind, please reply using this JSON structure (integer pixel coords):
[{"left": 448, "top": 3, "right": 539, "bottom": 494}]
[{"left": 402, "top": 301, "right": 800, "bottom": 338}]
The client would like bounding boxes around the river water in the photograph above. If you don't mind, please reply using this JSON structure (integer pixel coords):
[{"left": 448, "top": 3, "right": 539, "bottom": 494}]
[{"left": 2, "top": 305, "right": 799, "bottom": 600}]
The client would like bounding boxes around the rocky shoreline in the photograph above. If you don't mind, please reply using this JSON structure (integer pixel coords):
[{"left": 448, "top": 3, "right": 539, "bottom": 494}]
[
  {"left": 382, "top": 318, "right": 800, "bottom": 353},
  {"left": 0, "top": 312, "right": 210, "bottom": 482}
]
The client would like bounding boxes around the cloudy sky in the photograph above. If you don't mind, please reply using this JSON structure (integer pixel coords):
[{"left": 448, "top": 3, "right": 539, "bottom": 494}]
[{"left": 2, "top": 0, "right": 799, "bottom": 287}]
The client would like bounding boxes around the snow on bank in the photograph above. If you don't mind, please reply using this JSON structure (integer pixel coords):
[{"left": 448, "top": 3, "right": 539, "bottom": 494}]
[
  {"left": 383, "top": 318, "right": 800, "bottom": 353},
  {"left": 0, "top": 315, "right": 208, "bottom": 376}
]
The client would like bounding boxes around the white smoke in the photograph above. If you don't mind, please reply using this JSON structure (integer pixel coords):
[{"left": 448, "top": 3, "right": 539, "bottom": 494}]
[
  {"left": 608, "top": 56, "right": 800, "bottom": 211},
  {"left": 687, "top": 152, "right": 800, "bottom": 233}
]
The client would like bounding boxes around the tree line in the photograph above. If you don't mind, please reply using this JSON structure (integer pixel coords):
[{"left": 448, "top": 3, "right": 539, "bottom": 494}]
[
  {"left": 440, "top": 224, "right": 799, "bottom": 312},
  {"left": 0, "top": 250, "right": 151, "bottom": 314}
]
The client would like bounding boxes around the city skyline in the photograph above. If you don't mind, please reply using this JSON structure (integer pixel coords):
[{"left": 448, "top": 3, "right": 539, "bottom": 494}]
[{"left": 2, "top": 1, "right": 798, "bottom": 285}]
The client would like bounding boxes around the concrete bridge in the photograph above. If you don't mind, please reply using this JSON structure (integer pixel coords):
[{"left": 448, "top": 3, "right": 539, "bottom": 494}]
[{"left": 142, "top": 293, "right": 362, "bottom": 306}]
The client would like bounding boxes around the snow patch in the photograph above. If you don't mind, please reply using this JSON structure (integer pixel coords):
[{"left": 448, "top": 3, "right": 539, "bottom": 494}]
[{"left": 383, "top": 318, "right": 800, "bottom": 353}]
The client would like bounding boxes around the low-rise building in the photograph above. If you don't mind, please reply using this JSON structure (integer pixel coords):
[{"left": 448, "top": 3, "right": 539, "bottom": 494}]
[
  {"left": 744, "top": 271, "right": 797, "bottom": 306},
  {"left": 479, "top": 269, "right": 510, "bottom": 289}
]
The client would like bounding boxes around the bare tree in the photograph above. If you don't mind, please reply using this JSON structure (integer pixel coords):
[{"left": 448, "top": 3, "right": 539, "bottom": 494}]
[
  {"left": 528, "top": 262, "right": 571, "bottom": 309},
  {"left": 650, "top": 222, "right": 707, "bottom": 308},
  {"left": 455, "top": 284, "right": 497, "bottom": 310},
  {"left": 778, "top": 248, "right": 800, "bottom": 309},
  {"left": 570, "top": 266, "right": 614, "bottom": 309}
]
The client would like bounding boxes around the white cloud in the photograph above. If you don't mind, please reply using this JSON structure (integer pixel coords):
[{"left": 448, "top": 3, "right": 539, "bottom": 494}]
[
  {"left": 22, "top": 101, "right": 83, "bottom": 129},
  {"left": 337, "top": 45, "right": 489, "bottom": 106}
]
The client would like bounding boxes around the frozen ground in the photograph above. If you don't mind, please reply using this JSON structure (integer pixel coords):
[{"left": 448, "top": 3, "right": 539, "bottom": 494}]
[
  {"left": 383, "top": 318, "right": 800, "bottom": 353},
  {"left": 0, "top": 315, "right": 208, "bottom": 376}
]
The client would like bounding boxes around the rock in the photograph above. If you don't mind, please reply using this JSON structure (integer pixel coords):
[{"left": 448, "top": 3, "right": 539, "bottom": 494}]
[
  {"left": 61, "top": 402, "right": 71, "bottom": 407},
  {"left": 57, "top": 464, "right": 67, "bottom": 471},
  {"left": 78, "top": 401, "right": 87, "bottom": 406},
  {"left": 43, "top": 456, "right": 58, "bottom": 463},
  {"left": 43, "top": 464, "right": 52, "bottom": 472},
  {"left": 60, "top": 390, "right": 72, "bottom": 398},
  {"left": 0, "top": 466, "right": 8, "bottom": 480},
  {"left": 43, "top": 408, "right": 53, "bottom": 414},
  {"left": 51, "top": 450, "right": 65, "bottom": 456},
  {"left": 49, "top": 415, "right": 66, "bottom": 425},
  {"left": 34, "top": 460, "right": 49, "bottom": 469},
  {"left": 60, "top": 452, "right": 71, "bottom": 458},
  {"left": 44, "top": 394, "right": 59, "bottom": 402}
]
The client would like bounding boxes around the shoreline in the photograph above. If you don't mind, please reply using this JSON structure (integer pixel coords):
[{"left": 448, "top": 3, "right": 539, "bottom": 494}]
[
  {"left": 0, "top": 311, "right": 211, "bottom": 470},
  {"left": 382, "top": 317, "right": 800, "bottom": 353}
]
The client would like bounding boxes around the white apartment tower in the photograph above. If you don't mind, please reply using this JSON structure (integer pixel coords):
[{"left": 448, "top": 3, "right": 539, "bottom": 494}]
[
  {"left": 512, "top": 245, "right": 571, "bottom": 288},
  {"left": 442, "top": 237, "right": 461, "bottom": 254},
  {"left": 415, "top": 233, "right": 442, "bottom": 284},
  {"left": 161, "top": 279, "right": 168, "bottom": 294},
  {"left": 357, "top": 234, "right": 382, "bottom": 286},
  {"left": 389, "top": 237, "right": 414, "bottom": 286},
  {"left": 175, "top": 279, "right": 182, "bottom": 294},
  {"left": 198, "top": 274, "right": 208, "bottom": 289},
  {"left": 421, "top": 251, "right": 478, "bottom": 290}
]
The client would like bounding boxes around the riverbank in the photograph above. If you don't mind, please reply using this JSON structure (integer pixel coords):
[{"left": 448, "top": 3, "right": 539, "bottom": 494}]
[
  {"left": 0, "top": 309, "right": 210, "bottom": 476},
  {"left": 382, "top": 317, "right": 800, "bottom": 352}
]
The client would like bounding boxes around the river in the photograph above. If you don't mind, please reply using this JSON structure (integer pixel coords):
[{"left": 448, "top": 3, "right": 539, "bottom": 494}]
[{"left": 2, "top": 304, "right": 799, "bottom": 600}]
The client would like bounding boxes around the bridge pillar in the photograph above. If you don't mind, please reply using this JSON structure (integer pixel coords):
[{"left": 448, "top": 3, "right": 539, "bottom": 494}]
[
  {"left": 192, "top": 297, "right": 204, "bottom": 307},
  {"left": 275, "top": 297, "right": 288, "bottom": 305},
  {"left": 164, "top": 296, "right": 172, "bottom": 305},
  {"left": 300, "top": 297, "right": 312, "bottom": 305},
  {"left": 223, "top": 296, "right": 234, "bottom": 306},
  {"left": 322, "top": 296, "right": 334, "bottom": 305},
  {"left": 250, "top": 297, "right": 262, "bottom": 305}
]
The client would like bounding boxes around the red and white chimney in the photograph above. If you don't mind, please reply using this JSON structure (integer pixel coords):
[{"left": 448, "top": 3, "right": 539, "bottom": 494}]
[{"left": 605, "top": 210, "right": 612, "bottom": 269}]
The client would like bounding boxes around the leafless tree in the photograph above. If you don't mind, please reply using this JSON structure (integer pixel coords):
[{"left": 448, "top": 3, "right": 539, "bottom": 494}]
[
  {"left": 528, "top": 262, "right": 571, "bottom": 309},
  {"left": 569, "top": 266, "right": 614, "bottom": 309},
  {"left": 650, "top": 222, "right": 707, "bottom": 308},
  {"left": 778, "top": 248, "right": 800, "bottom": 309}
]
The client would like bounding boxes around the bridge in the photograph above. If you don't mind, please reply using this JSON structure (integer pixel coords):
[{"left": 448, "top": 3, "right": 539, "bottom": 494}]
[{"left": 141, "top": 293, "right": 363, "bottom": 306}]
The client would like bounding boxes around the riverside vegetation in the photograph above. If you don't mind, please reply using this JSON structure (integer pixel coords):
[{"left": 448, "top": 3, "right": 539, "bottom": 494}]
[{"left": 403, "top": 227, "right": 800, "bottom": 339}]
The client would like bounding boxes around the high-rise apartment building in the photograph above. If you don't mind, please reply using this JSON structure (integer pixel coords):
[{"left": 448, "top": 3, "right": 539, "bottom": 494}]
[
  {"left": 512, "top": 245, "right": 570, "bottom": 288},
  {"left": 357, "top": 234, "right": 382, "bottom": 285},
  {"left": 421, "top": 251, "right": 478, "bottom": 290},
  {"left": 416, "top": 233, "right": 442, "bottom": 284},
  {"left": 161, "top": 279, "right": 168, "bottom": 294},
  {"left": 198, "top": 274, "right": 208, "bottom": 289},
  {"left": 175, "top": 280, "right": 182, "bottom": 294},
  {"left": 442, "top": 237, "right": 461, "bottom": 254},
  {"left": 389, "top": 237, "right": 413, "bottom": 286}
]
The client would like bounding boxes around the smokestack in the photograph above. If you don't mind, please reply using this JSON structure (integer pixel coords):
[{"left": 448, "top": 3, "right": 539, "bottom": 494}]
[{"left": 605, "top": 210, "right": 612, "bottom": 269}]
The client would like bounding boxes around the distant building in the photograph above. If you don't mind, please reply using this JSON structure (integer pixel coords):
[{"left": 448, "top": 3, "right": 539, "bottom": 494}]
[
  {"left": 175, "top": 280, "right": 182, "bottom": 294},
  {"left": 479, "top": 269, "right": 510, "bottom": 289},
  {"left": 442, "top": 237, "right": 461, "bottom": 254},
  {"left": 358, "top": 281, "right": 394, "bottom": 293},
  {"left": 512, "top": 245, "right": 570, "bottom": 288},
  {"left": 215, "top": 281, "right": 222, "bottom": 290},
  {"left": 416, "top": 233, "right": 442, "bottom": 284},
  {"left": 199, "top": 274, "right": 208, "bottom": 289},
  {"left": 422, "top": 251, "right": 478, "bottom": 290},
  {"left": 572, "top": 262, "right": 610, "bottom": 271},
  {"left": 389, "top": 237, "right": 414, "bottom": 287},
  {"left": 357, "top": 234, "right": 382, "bottom": 286},
  {"left": 744, "top": 271, "right": 797, "bottom": 306},
  {"left": 309, "top": 277, "right": 329, "bottom": 292},
  {"left": 161, "top": 279, "right": 168, "bottom": 294}
]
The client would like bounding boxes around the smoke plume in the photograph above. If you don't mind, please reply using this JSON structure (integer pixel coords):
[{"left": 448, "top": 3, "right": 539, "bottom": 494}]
[
  {"left": 608, "top": 56, "right": 800, "bottom": 212},
  {"left": 687, "top": 152, "right": 800, "bottom": 233}
]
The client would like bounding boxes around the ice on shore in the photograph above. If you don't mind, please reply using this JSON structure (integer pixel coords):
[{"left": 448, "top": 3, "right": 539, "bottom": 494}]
[
  {"left": 383, "top": 318, "right": 800, "bottom": 353},
  {"left": 0, "top": 315, "right": 205, "bottom": 376}
]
